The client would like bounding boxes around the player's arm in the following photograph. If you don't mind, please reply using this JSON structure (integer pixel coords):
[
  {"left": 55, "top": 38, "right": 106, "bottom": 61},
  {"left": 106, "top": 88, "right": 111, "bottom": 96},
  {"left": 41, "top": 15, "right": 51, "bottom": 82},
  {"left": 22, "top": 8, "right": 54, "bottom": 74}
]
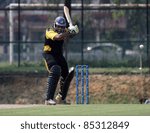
[
  {"left": 54, "top": 29, "right": 78, "bottom": 40},
  {"left": 46, "top": 29, "right": 70, "bottom": 41},
  {"left": 53, "top": 31, "right": 70, "bottom": 41}
]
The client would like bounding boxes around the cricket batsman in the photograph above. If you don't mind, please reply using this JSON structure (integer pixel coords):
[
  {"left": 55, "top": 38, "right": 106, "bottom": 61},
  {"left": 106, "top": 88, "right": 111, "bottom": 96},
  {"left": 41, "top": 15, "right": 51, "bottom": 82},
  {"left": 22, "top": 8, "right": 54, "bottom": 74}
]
[{"left": 43, "top": 1, "right": 79, "bottom": 105}]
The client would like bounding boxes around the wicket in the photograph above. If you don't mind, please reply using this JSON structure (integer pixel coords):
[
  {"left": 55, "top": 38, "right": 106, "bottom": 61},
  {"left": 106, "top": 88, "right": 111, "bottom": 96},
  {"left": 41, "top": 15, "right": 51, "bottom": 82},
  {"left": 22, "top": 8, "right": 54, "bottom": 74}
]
[{"left": 75, "top": 65, "right": 89, "bottom": 104}]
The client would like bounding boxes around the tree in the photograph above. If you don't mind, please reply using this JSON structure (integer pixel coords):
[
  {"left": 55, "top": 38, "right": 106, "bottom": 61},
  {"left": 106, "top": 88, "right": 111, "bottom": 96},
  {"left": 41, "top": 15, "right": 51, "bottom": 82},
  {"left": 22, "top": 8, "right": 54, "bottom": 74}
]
[{"left": 108, "top": 0, "right": 148, "bottom": 59}]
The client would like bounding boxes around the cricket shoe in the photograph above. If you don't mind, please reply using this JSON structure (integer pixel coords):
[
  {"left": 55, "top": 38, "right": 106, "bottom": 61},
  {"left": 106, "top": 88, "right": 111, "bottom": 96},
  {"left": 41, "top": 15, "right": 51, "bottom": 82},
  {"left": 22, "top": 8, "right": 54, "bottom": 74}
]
[
  {"left": 55, "top": 93, "right": 71, "bottom": 105},
  {"left": 45, "top": 99, "right": 56, "bottom": 105}
]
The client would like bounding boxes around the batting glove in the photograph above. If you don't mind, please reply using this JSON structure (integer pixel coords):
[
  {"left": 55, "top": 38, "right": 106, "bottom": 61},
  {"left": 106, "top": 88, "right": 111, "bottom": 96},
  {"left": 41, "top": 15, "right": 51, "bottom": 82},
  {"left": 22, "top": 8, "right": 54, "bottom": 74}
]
[{"left": 68, "top": 25, "right": 79, "bottom": 34}]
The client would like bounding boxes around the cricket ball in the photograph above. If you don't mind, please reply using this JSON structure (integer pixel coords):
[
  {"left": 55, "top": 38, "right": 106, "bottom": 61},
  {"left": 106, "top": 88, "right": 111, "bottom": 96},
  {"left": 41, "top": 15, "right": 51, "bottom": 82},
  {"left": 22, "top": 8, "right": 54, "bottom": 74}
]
[{"left": 139, "top": 44, "right": 144, "bottom": 49}]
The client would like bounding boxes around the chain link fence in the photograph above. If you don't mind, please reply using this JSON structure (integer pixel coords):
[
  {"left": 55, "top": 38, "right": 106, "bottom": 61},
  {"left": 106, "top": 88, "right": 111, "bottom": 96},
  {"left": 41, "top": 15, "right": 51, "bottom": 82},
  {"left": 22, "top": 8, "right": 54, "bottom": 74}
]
[{"left": 0, "top": 0, "right": 149, "bottom": 68}]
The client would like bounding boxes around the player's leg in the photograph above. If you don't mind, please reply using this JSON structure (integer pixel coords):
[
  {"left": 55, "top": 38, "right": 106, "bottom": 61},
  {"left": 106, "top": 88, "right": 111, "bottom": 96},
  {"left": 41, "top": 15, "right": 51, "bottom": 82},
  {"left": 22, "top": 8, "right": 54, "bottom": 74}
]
[
  {"left": 61, "top": 67, "right": 74, "bottom": 100},
  {"left": 45, "top": 65, "right": 61, "bottom": 104},
  {"left": 55, "top": 56, "right": 74, "bottom": 104},
  {"left": 55, "top": 56, "right": 68, "bottom": 103},
  {"left": 43, "top": 53, "right": 61, "bottom": 105},
  {"left": 56, "top": 57, "right": 69, "bottom": 102}
]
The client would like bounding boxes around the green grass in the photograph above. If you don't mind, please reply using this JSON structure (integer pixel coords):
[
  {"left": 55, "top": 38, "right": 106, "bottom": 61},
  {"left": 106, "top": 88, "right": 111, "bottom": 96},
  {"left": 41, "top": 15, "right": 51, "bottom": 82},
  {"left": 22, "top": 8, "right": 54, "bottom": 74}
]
[
  {"left": 0, "top": 63, "right": 149, "bottom": 74},
  {"left": 0, "top": 64, "right": 46, "bottom": 74},
  {"left": 0, "top": 104, "right": 150, "bottom": 116},
  {"left": 90, "top": 67, "right": 149, "bottom": 74}
]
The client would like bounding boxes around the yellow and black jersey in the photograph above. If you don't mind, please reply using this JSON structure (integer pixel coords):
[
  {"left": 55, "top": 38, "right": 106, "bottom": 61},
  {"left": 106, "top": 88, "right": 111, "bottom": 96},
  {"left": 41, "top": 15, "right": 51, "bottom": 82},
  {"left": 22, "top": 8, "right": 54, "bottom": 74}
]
[{"left": 43, "top": 28, "right": 64, "bottom": 56}]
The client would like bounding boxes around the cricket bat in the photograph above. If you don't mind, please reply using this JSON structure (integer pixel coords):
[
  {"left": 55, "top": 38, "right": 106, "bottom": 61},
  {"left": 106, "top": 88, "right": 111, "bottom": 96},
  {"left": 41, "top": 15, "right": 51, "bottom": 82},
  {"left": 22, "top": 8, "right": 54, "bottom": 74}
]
[{"left": 64, "top": 6, "right": 73, "bottom": 26}]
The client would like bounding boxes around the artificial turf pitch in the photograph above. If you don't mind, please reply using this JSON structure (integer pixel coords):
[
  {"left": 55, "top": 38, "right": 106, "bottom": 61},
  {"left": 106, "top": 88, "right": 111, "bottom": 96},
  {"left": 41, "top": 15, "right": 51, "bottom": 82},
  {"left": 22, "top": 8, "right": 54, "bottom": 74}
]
[{"left": 0, "top": 104, "right": 150, "bottom": 116}]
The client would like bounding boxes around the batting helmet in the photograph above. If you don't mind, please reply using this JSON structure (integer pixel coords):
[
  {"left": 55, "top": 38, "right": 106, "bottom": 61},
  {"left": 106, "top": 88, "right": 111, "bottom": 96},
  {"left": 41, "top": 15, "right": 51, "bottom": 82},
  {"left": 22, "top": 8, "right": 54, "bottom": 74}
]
[{"left": 54, "top": 16, "right": 66, "bottom": 27}]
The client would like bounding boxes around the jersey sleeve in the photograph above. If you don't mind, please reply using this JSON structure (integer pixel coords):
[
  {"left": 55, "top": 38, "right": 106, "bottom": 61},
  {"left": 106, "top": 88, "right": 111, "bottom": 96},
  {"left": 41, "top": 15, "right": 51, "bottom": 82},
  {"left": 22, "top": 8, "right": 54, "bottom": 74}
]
[{"left": 46, "top": 29, "right": 58, "bottom": 40}]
